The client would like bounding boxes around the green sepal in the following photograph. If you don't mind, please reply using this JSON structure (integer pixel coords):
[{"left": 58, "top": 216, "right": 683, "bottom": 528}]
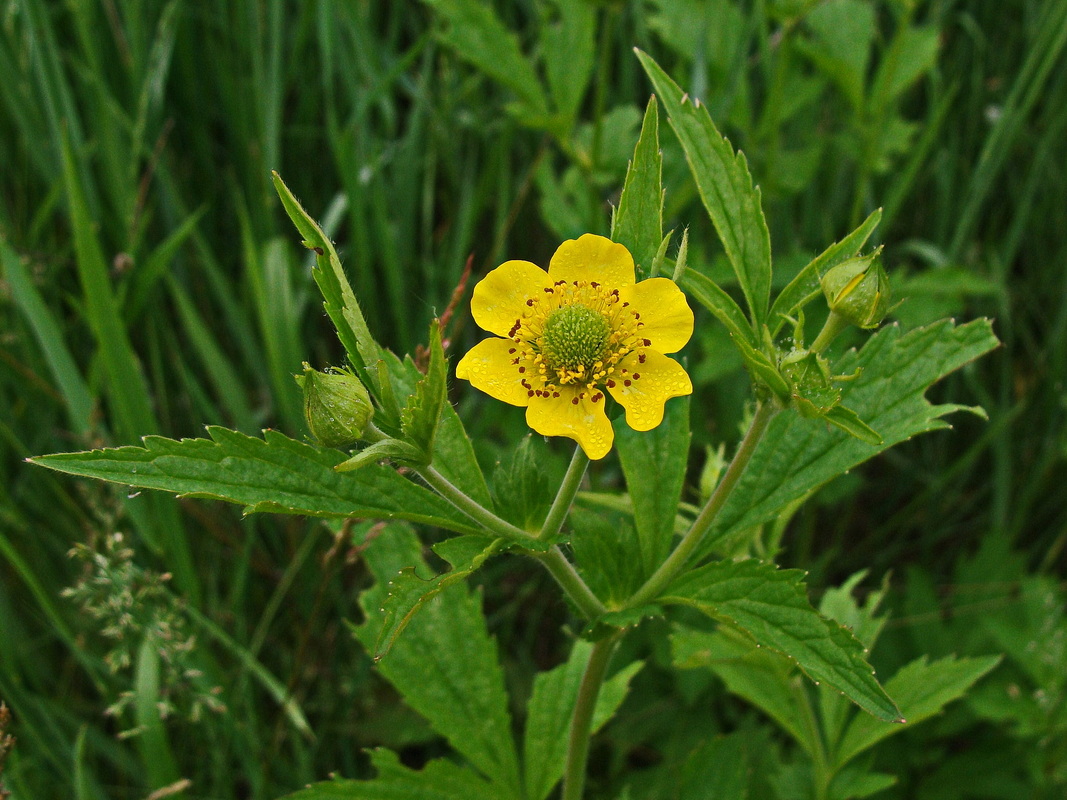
[
  {"left": 781, "top": 350, "right": 840, "bottom": 418},
  {"left": 400, "top": 321, "right": 448, "bottom": 462},
  {"left": 732, "top": 334, "right": 791, "bottom": 400},
  {"left": 823, "top": 404, "right": 883, "bottom": 445},
  {"left": 769, "top": 208, "right": 882, "bottom": 336},
  {"left": 297, "top": 364, "right": 373, "bottom": 448}
]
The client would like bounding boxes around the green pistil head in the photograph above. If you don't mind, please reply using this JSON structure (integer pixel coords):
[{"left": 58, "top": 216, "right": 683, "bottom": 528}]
[{"left": 541, "top": 304, "right": 612, "bottom": 375}]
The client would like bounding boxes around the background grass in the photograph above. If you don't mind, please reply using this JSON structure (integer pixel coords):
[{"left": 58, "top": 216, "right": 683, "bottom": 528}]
[{"left": 1, "top": 0, "right": 1065, "bottom": 797}]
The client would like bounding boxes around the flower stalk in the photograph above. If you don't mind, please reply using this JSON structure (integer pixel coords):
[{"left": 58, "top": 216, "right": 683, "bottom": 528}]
[{"left": 625, "top": 399, "right": 779, "bottom": 608}]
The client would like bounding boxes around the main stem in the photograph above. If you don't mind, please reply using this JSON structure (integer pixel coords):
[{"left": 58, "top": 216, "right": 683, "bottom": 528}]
[
  {"left": 561, "top": 633, "right": 620, "bottom": 800},
  {"left": 625, "top": 400, "right": 779, "bottom": 608}
]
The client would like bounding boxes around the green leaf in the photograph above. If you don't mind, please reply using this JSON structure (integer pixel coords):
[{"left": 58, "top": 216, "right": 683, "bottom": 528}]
[
  {"left": 834, "top": 654, "right": 1001, "bottom": 767},
  {"left": 283, "top": 749, "right": 499, "bottom": 799},
  {"left": 699, "top": 319, "right": 999, "bottom": 557},
  {"left": 490, "top": 435, "right": 555, "bottom": 532},
  {"left": 371, "top": 535, "right": 506, "bottom": 660},
  {"left": 540, "top": 0, "right": 595, "bottom": 126},
  {"left": 798, "top": 0, "right": 876, "bottom": 111},
  {"left": 673, "top": 625, "right": 814, "bottom": 753},
  {"left": 872, "top": 25, "right": 941, "bottom": 106},
  {"left": 637, "top": 50, "right": 772, "bottom": 331},
  {"left": 354, "top": 528, "right": 522, "bottom": 796},
  {"left": 769, "top": 209, "right": 882, "bottom": 336},
  {"left": 523, "top": 642, "right": 643, "bottom": 800},
  {"left": 612, "top": 95, "right": 664, "bottom": 280},
  {"left": 31, "top": 427, "right": 483, "bottom": 535},
  {"left": 680, "top": 268, "right": 759, "bottom": 348},
  {"left": 423, "top": 0, "right": 547, "bottom": 115},
  {"left": 614, "top": 396, "right": 690, "bottom": 577},
  {"left": 400, "top": 321, "right": 448, "bottom": 460},
  {"left": 272, "top": 172, "right": 382, "bottom": 396},
  {"left": 570, "top": 506, "right": 646, "bottom": 604},
  {"left": 663, "top": 559, "right": 901, "bottom": 721}
]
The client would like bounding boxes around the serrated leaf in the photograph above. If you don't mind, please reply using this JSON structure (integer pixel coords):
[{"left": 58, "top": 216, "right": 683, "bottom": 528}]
[
  {"left": 673, "top": 625, "right": 814, "bottom": 753},
  {"left": 570, "top": 506, "right": 646, "bottom": 604},
  {"left": 769, "top": 209, "right": 882, "bottom": 336},
  {"left": 272, "top": 172, "right": 383, "bottom": 399},
  {"left": 423, "top": 0, "right": 547, "bottom": 115},
  {"left": 31, "top": 427, "right": 482, "bottom": 535},
  {"left": 372, "top": 535, "right": 506, "bottom": 660},
  {"left": 614, "top": 396, "right": 690, "bottom": 577},
  {"left": 613, "top": 96, "right": 663, "bottom": 280},
  {"left": 523, "top": 642, "right": 643, "bottom": 800},
  {"left": 354, "top": 528, "right": 522, "bottom": 796},
  {"left": 282, "top": 749, "right": 499, "bottom": 799},
  {"left": 490, "top": 435, "right": 555, "bottom": 532},
  {"left": 400, "top": 321, "right": 448, "bottom": 460},
  {"left": 834, "top": 654, "right": 1001, "bottom": 767},
  {"left": 699, "top": 319, "right": 999, "bottom": 557},
  {"left": 680, "top": 267, "right": 758, "bottom": 347},
  {"left": 663, "top": 559, "right": 901, "bottom": 721},
  {"left": 637, "top": 50, "right": 772, "bottom": 331}
]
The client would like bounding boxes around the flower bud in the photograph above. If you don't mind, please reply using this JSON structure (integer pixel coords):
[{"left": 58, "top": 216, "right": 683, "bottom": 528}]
[
  {"left": 820, "top": 253, "right": 890, "bottom": 329},
  {"left": 298, "top": 364, "right": 372, "bottom": 448}
]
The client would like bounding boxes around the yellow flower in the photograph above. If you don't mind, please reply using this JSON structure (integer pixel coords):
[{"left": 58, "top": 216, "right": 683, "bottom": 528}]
[{"left": 456, "top": 234, "right": 694, "bottom": 459}]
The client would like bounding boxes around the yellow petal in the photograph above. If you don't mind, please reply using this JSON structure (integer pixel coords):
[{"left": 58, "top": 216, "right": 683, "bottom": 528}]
[
  {"left": 525, "top": 386, "right": 614, "bottom": 460},
  {"left": 548, "top": 234, "right": 635, "bottom": 288},
  {"left": 456, "top": 337, "right": 531, "bottom": 407},
  {"left": 606, "top": 350, "right": 692, "bottom": 431},
  {"left": 471, "top": 260, "right": 552, "bottom": 337},
  {"left": 620, "top": 277, "right": 694, "bottom": 354}
]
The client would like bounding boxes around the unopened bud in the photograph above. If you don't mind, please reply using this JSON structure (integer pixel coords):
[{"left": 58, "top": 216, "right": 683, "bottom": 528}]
[
  {"left": 820, "top": 253, "right": 890, "bottom": 329},
  {"left": 298, "top": 364, "right": 372, "bottom": 448}
]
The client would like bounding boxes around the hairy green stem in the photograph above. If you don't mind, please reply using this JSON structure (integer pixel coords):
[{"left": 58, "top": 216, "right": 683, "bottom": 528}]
[
  {"left": 625, "top": 400, "right": 779, "bottom": 608},
  {"left": 809, "top": 310, "right": 851, "bottom": 354},
  {"left": 419, "top": 464, "right": 534, "bottom": 542},
  {"left": 561, "top": 633, "right": 620, "bottom": 800},
  {"left": 540, "top": 446, "right": 589, "bottom": 541},
  {"left": 421, "top": 463, "right": 605, "bottom": 618},
  {"left": 534, "top": 546, "right": 606, "bottom": 620}
]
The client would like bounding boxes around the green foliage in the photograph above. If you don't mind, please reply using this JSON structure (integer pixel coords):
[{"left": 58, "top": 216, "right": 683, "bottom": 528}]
[
  {"left": 2, "top": 1, "right": 1061, "bottom": 798},
  {"left": 702, "top": 318, "right": 998, "bottom": 558},
  {"left": 30, "top": 428, "right": 482, "bottom": 534},
  {"left": 665, "top": 559, "right": 900, "bottom": 721},
  {"left": 638, "top": 49, "right": 773, "bottom": 332},
  {"left": 612, "top": 96, "right": 665, "bottom": 280}
]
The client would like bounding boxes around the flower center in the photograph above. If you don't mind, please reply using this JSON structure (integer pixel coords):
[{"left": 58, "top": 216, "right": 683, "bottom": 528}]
[
  {"left": 507, "top": 279, "right": 648, "bottom": 402},
  {"left": 540, "top": 304, "right": 612, "bottom": 377}
]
